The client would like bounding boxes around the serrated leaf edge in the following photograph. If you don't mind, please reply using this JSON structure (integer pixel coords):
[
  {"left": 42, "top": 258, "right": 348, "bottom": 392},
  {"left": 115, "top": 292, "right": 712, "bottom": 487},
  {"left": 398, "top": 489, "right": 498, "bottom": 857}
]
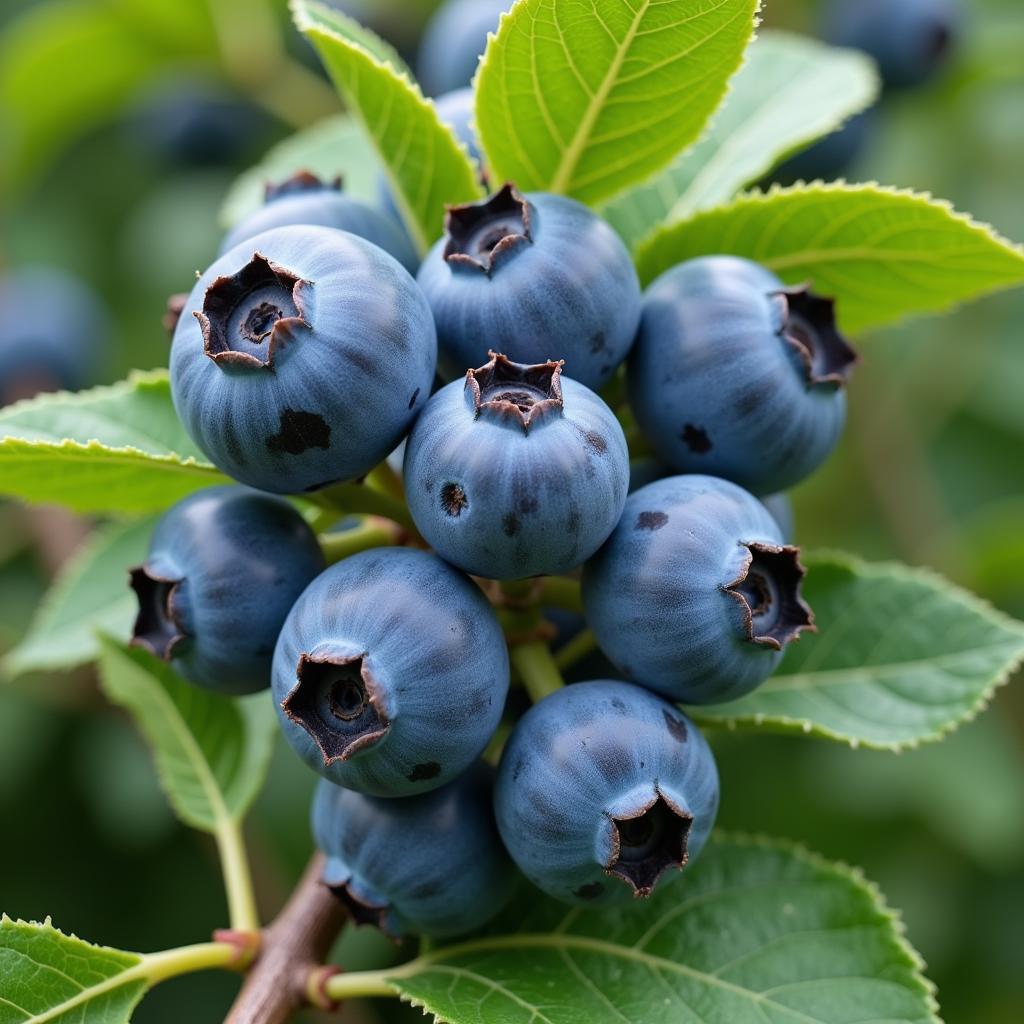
[
  {"left": 383, "top": 830, "right": 941, "bottom": 1024},
  {"left": 0, "top": 436, "right": 221, "bottom": 474},
  {"left": 636, "top": 181, "right": 1024, "bottom": 326},
  {"left": 0, "top": 368, "right": 170, "bottom": 422},
  {"left": 691, "top": 550, "right": 1024, "bottom": 751},
  {"left": 291, "top": 0, "right": 483, "bottom": 254}
]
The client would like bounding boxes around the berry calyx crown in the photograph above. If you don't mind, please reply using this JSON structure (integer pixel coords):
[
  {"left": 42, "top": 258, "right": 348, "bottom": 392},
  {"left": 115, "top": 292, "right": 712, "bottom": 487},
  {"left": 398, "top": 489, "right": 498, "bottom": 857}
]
[
  {"left": 465, "top": 352, "right": 564, "bottom": 432},
  {"left": 444, "top": 183, "right": 532, "bottom": 275}
]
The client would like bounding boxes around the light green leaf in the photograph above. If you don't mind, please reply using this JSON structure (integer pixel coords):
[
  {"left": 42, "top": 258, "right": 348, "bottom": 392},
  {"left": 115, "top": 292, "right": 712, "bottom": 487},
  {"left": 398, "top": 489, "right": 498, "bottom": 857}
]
[
  {"left": 635, "top": 182, "right": 1024, "bottom": 331},
  {"left": 475, "top": 0, "right": 759, "bottom": 207},
  {"left": 4, "top": 517, "right": 155, "bottom": 679},
  {"left": 0, "top": 372, "right": 230, "bottom": 515},
  {"left": 348, "top": 833, "right": 938, "bottom": 1024},
  {"left": 292, "top": 0, "right": 483, "bottom": 253},
  {"left": 0, "top": 0, "right": 215, "bottom": 190},
  {"left": 604, "top": 31, "right": 880, "bottom": 248},
  {"left": 690, "top": 552, "right": 1024, "bottom": 750},
  {"left": 0, "top": 915, "right": 146, "bottom": 1023},
  {"left": 96, "top": 638, "right": 276, "bottom": 832},
  {"left": 221, "top": 114, "right": 382, "bottom": 228}
]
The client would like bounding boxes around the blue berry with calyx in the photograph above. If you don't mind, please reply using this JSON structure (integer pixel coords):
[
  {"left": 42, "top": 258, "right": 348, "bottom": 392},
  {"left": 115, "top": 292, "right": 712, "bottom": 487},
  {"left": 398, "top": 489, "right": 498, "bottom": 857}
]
[
  {"left": 170, "top": 224, "right": 436, "bottom": 494},
  {"left": 416, "top": 0, "right": 510, "bottom": 96},
  {"left": 823, "top": 0, "right": 960, "bottom": 93},
  {"left": 219, "top": 171, "right": 419, "bottom": 274},
  {"left": 583, "top": 475, "right": 815, "bottom": 705},
  {"left": 0, "top": 266, "right": 108, "bottom": 406},
  {"left": 272, "top": 547, "right": 509, "bottom": 797},
  {"left": 313, "top": 761, "right": 515, "bottom": 937},
  {"left": 495, "top": 681, "right": 719, "bottom": 907},
  {"left": 403, "top": 352, "right": 629, "bottom": 580},
  {"left": 628, "top": 255, "right": 858, "bottom": 495},
  {"left": 129, "top": 486, "right": 325, "bottom": 694},
  {"left": 417, "top": 184, "right": 641, "bottom": 389}
]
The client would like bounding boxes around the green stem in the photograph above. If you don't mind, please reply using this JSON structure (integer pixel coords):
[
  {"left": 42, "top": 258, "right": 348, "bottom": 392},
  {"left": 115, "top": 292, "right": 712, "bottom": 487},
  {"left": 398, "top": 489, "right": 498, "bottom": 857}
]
[
  {"left": 215, "top": 817, "right": 260, "bottom": 933},
  {"left": 323, "top": 967, "right": 398, "bottom": 1001},
  {"left": 313, "top": 482, "right": 415, "bottom": 531},
  {"left": 553, "top": 628, "right": 596, "bottom": 671},
  {"left": 538, "top": 575, "right": 583, "bottom": 612},
  {"left": 510, "top": 641, "right": 565, "bottom": 703},
  {"left": 143, "top": 941, "right": 249, "bottom": 984},
  {"left": 366, "top": 460, "right": 406, "bottom": 503},
  {"left": 319, "top": 518, "right": 401, "bottom": 563}
]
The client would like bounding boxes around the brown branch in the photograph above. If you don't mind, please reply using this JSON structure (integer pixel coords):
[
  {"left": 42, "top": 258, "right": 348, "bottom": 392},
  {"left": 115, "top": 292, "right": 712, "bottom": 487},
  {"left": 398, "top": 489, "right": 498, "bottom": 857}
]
[{"left": 225, "top": 852, "right": 346, "bottom": 1024}]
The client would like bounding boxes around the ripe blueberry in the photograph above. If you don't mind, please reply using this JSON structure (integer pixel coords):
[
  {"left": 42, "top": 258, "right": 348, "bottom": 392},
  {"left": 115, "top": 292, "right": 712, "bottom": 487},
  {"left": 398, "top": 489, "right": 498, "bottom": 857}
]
[
  {"left": 628, "top": 255, "right": 857, "bottom": 494},
  {"left": 416, "top": 0, "right": 510, "bottom": 97},
  {"left": 495, "top": 681, "right": 719, "bottom": 906},
  {"left": 130, "top": 486, "right": 325, "bottom": 694},
  {"left": 170, "top": 224, "right": 436, "bottom": 494},
  {"left": 219, "top": 172, "right": 419, "bottom": 274},
  {"left": 582, "top": 475, "right": 815, "bottom": 704},
  {"left": 0, "top": 266, "right": 107, "bottom": 406},
  {"left": 403, "top": 352, "right": 629, "bottom": 580},
  {"left": 272, "top": 547, "right": 509, "bottom": 796},
  {"left": 823, "top": 0, "right": 959, "bottom": 93},
  {"left": 417, "top": 184, "right": 642, "bottom": 389},
  {"left": 313, "top": 762, "right": 515, "bottom": 937}
]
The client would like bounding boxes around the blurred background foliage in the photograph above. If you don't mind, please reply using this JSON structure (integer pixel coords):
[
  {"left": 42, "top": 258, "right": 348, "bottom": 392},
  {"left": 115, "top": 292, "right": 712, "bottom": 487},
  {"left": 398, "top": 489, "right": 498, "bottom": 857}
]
[{"left": 0, "top": 1, "right": 1021, "bottom": 1021}]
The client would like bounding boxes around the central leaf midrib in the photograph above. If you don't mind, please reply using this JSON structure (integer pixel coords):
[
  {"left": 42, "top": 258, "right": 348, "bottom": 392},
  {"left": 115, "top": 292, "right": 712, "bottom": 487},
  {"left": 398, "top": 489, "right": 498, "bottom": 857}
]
[
  {"left": 391, "top": 931, "right": 853, "bottom": 1024},
  {"left": 548, "top": 0, "right": 651, "bottom": 194}
]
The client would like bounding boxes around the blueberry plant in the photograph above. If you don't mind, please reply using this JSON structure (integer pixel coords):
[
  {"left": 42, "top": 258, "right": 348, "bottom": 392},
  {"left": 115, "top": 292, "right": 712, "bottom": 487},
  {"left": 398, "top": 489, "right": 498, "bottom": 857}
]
[{"left": 2, "top": 1, "right": 1024, "bottom": 1022}]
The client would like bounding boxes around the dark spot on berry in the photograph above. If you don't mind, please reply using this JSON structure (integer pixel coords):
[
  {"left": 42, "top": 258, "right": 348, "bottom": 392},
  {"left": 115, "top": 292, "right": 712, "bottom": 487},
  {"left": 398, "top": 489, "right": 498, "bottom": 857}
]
[
  {"left": 662, "top": 709, "right": 688, "bottom": 743},
  {"left": 512, "top": 756, "right": 525, "bottom": 782},
  {"left": 502, "top": 513, "right": 520, "bottom": 537},
  {"left": 736, "top": 389, "right": 765, "bottom": 417},
  {"left": 574, "top": 882, "right": 604, "bottom": 901},
  {"left": 566, "top": 505, "right": 581, "bottom": 535},
  {"left": 408, "top": 387, "right": 421, "bottom": 409},
  {"left": 441, "top": 483, "right": 468, "bottom": 516},
  {"left": 583, "top": 431, "right": 607, "bottom": 455},
  {"left": 519, "top": 495, "right": 538, "bottom": 515},
  {"left": 407, "top": 761, "right": 441, "bottom": 782},
  {"left": 611, "top": 697, "right": 626, "bottom": 711},
  {"left": 266, "top": 409, "right": 331, "bottom": 456},
  {"left": 590, "top": 330, "right": 606, "bottom": 354},
  {"left": 636, "top": 511, "right": 668, "bottom": 531},
  {"left": 681, "top": 424, "right": 712, "bottom": 453}
]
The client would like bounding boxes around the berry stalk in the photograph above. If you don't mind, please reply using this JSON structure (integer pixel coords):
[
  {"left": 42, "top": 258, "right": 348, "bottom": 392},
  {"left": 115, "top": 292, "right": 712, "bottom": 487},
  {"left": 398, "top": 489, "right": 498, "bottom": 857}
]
[{"left": 510, "top": 640, "right": 565, "bottom": 703}]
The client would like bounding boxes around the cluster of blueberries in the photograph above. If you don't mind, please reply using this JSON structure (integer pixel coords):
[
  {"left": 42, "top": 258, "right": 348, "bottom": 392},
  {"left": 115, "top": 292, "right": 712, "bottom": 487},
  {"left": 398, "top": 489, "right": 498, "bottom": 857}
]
[{"left": 129, "top": 128, "right": 855, "bottom": 934}]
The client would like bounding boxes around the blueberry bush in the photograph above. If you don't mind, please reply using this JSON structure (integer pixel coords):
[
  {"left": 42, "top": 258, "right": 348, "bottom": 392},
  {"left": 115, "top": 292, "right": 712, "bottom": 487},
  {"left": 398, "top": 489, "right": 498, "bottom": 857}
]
[{"left": 2, "top": 1, "right": 1024, "bottom": 1022}]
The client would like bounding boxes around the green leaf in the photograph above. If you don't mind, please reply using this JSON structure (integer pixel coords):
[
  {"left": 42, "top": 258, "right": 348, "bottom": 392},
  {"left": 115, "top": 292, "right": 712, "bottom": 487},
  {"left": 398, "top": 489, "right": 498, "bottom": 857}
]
[
  {"left": 96, "top": 638, "right": 276, "bottom": 832},
  {"left": 0, "top": 0, "right": 215, "bottom": 191},
  {"left": 0, "top": 915, "right": 147, "bottom": 1023},
  {"left": 475, "top": 0, "right": 759, "bottom": 207},
  {"left": 690, "top": 552, "right": 1024, "bottom": 750},
  {"left": 3, "top": 517, "right": 155, "bottom": 679},
  {"left": 292, "top": 0, "right": 483, "bottom": 252},
  {"left": 367, "top": 833, "right": 938, "bottom": 1024},
  {"left": 635, "top": 182, "right": 1024, "bottom": 331},
  {"left": 604, "top": 31, "right": 880, "bottom": 248},
  {"left": 0, "top": 372, "right": 230, "bottom": 515},
  {"left": 221, "top": 113, "right": 382, "bottom": 228}
]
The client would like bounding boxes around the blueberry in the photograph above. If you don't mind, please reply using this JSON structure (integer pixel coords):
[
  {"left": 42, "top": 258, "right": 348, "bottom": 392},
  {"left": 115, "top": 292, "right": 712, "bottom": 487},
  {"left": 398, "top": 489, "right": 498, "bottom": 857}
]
[
  {"left": 313, "top": 761, "right": 515, "bottom": 936},
  {"left": 130, "top": 486, "right": 325, "bottom": 694},
  {"left": 823, "top": 0, "right": 960, "bottom": 93},
  {"left": 0, "top": 266, "right": 107, "bottom": 406},
  {"left": 417, "top": 184, "right": 641, "bottom": 390},
  {"left": 416, "top": 0, "right": 510, "bottom": 97},
  {"left": 170, "top": 224, "right": 436, "bottom": 494},
  {"left": 495, "top": 681, "right": 719, "bottom": 906},
  {"left": 403, "top": 352, "right": 629, "bottom": 580},
  {"left": 583, "top": 475, "right": 815, "bottom": 704},
  {"left": 272, "top": 547, "right": 509, "bottom": 796},
  {"left": 219, "top": 172, "right": 419, "bottom": 275},
  {"left": 628, "top": 255, "right": 857, "bottom": 494}
]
